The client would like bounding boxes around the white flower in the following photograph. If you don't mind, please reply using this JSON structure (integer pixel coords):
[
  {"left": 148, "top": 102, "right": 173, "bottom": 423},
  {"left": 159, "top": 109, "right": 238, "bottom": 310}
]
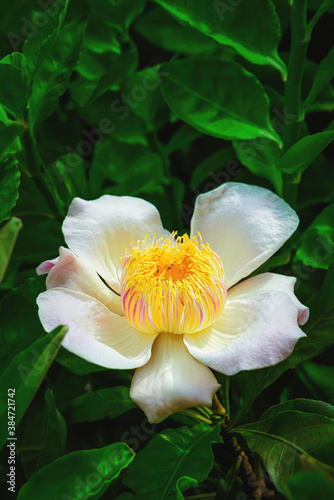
[{"left": 37, "top": 183, "right": 308, "bottom": 423}]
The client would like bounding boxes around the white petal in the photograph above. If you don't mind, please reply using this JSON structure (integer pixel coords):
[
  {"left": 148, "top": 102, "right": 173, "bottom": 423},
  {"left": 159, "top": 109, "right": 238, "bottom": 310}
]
[
  {"left": 36, "top": 256, "right": 59, "bottom": 275},
  {"left": 228, "top": 272, "right": 309, "bottom": 325},
  {"left": 184, "top": 290, "right": 306, "bottom": 376},
  {"left": 190, "top": 183, "right": 299, "bottom": 287},
  {"left": 62, "top": 195, "right": 166, "bottom": 291},
  {"left": 46, "top": 247, "right": 123, "bottom": 316},
  {"left": 37, "top": 288, "right": 158, "bottom": 369},
  {"left": 130, "top": 333, "right": 220, "bottom": 423}
]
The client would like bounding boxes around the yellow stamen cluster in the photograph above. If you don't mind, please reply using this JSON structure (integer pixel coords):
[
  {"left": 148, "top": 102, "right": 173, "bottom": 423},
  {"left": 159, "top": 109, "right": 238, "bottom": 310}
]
[{"left": 120, "top": 233, "right": 227, "bottom": 335}]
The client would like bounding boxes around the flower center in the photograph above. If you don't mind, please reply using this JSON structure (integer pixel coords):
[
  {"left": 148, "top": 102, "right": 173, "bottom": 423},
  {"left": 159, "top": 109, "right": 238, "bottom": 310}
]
[{"left": 120, "top": 233, "right": 227, "bottom": 335}]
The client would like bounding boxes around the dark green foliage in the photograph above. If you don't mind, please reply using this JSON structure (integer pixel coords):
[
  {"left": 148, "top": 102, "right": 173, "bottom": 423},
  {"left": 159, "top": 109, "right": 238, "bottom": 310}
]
[{"left": 0, "top": 1, "right": 334, "bottom": 498}]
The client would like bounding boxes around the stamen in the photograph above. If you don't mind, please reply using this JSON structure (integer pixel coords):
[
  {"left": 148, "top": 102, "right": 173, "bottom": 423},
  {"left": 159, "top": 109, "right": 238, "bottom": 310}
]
[{"left": 120, "top": 233, "right": 227, "bottom": 335}]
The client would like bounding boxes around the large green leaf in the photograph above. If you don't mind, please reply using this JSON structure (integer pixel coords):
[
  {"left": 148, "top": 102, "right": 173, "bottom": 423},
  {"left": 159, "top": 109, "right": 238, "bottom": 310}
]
[
  {"left": 22, "top": 0, "right": 70, "bottom": 73},
  {"left": 88, "top": 45, "right": 138, "bottom": 104},
  {"left": 234, "top": 399, "right": 334, "bottom": 492},
  {"left": 297, "top": 361, "right": 334, "bottom": 404},
  {"left": 134, "top": 6, "right": 217, "bottom": 55},
  {"left": 28, "top": 17, "right": 86, "bottom": 132},
  {"left": 0, "top": 276, "right": 46, "bottom": 367},
  {"left": 0, "top": 326, "right": 67, "bottom": 451},
  {"left": 17, "top": 442, "right": 135, "bottom": 500},
  {"left": 304, "top": 46, "right": 334, "bottom": 112},
  {"left": 296, "top": 203, "right": 334, "bottom": 269},
  {"left": 122, "top": 66, "right": 168, "bottom": 132},
  {"left": 85, "top": 0, "right": 146, "bottom": 34},
  {"left": 68, "top": 387, "right": 136, "bottom": 422},
  {"left": 280, "top": 130, "right": 334, "bottom": 175},
  {"left": 0, "top": 63, "right": 29, "bottom": 118},
  {"left": 36, "top": 389, "right": 67, "bottom": 469},
  {"left": 160, "top": 58, "right": 281, "bottom": 143},
  {"left": 231, "top": 263, "right": 334, "bottom": 424},
  {"left": 0, "top": 217, "right": 22, "bottom": 283},
  {"left": 285, "top": 471, "right": 334, "bottom": 500},
  {"left": 0, "top": 158, "right": 20, "bottom": 223},
  {"left": 233, "top": 138, "right": 282, "bottom": 193},
  {"left": 0, "top": 120, "right": 25, "bottom": 156},
  {"left": 124, "top": 423, "right": 220, "bottom": 498},
  {"left": 153, "top": 0, "right": 286, "bottom": 76}
]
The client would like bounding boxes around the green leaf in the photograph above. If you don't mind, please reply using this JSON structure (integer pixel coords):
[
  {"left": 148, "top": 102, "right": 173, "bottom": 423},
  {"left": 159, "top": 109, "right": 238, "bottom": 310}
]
[
  {"left": 17, "top": 442, "right": 135, "bottom": 500},
  {"left": 285, "top": 471, "right": 334, "bottom": 500},
  {"left": 296, "top": 203, "right": 334, "bottom": 269},
  {"left": 85, "top": 0, "right": 146, "bottom": 34},
  {"left": 0, "top": 52, "right": 28, "bottom": 75},
  {"left": 280, "top": 130, "right": 334, "bottom": 175},
  {"left": 0, "top": 217, "right": 22, "bottom": 283},
  {"left": 89, "top": 45, "right": 138, "bottom": 103},
  {"left": 56, "top": 348, "right": 107, "bottom": 375},
  {"left": 89, "top": 139, "right": 167, "bottom": 198},
  {"left": 165, "top": 124, "right": 201, "bottom": 155},
  {"left": 0, "top": 63, "right": 29, "bottom": 119},
  {"left": 175, "top": 476, "right": 198, "bottom": 499},
  {"left": 134, "top": 6, "right": 217, "bottom": 55},
  {"left": 298, "top": 153, "right": 334, "bottom": 208},
  {"left": 124, "top": 423, "right": 220, "bottom": 498},
  {"left": 28, "top": 17, "right": 86, "bottom": 132},
  {"left": 36, "top": 389, "right": 67, "bottom": 469},
  {"left": 160, "top": 58, "right": 281, "bottom": 144},
  {"left": 0, "top": 277, "right": 46, "bottom": 367},
  {"left": 304, "top": 46, "right": 334, "bottom": 111},
  {"left": 231, "top": 263, "right": 334, "bottom": 424},
  {"left": 79, "top": 91, "right": 148, "bottom": 148},
  {"left": 0, "top": 158, "right": 20, "bottom": 223},
  {"left": 297, "top": 361, "right": 334, "bottom": 404},
  {"left": 122, "top": 66, "right": 168, "bottom": 132},
  {"left": 68, "top": 387, "right": 136, "bottom": 422},
  {"left": 0, "top": 120, "right": 25, "bottom": 156},
  {"left": 234, "top": 399, "right": 334, "bottom": 492},
  {"left": 23, "top": 0, "right": 70, "bottom": 73},
  {"left": 233, "top": 138, "right": 282, "bottom": 193},
  {"left": 0, "top": 326, "right": 67, "bottom": 451},
  {"left": 153, "top": 0, "right": 286, "bottom": 76},
  {"left": 190, "top": 148, "right": 236, "bottom": 189}
]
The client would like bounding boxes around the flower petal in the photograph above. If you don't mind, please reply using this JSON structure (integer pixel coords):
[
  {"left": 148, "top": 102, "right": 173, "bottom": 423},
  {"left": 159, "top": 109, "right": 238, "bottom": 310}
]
[
  {"left": 62, "top": 195, "right": 166, "bottom": 290},
  {"left": 184, "top": 290, "right": 306, "bottom": 376},
  {"left": 227, "top": 272, "right": 309, "bottom": 325},
  {"left": 190, "top": 183, "right": 299, "bottom": 287},
  {"left": 37, "top": 288, "right": 158, "bottom": 369},
  {"left": 46, "top": 247, "right": 123, "bottom": 316},
  {"left": 130, "top": 333, "right": 220, "bottom": 423},
  {"left": 37, "top": 256, "right": 59, "bottom": 275}
]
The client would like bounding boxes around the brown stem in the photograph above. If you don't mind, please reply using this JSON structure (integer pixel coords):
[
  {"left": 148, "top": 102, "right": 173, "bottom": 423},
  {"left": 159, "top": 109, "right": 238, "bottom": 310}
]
[{"left": 211, "top": 395, "right": 275, "bottom": 499}]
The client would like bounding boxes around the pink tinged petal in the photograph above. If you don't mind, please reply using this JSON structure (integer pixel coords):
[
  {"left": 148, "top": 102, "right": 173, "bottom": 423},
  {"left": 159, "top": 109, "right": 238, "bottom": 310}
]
[
  {"left": 36, "top": 256, "right": 59, "bottom": 275},
  {"left": 37, "top": 288, "right": 158, "bottom": 369},
  {"left": 227, "top": 272, "right": 309, "bottom": 326},
  {"left": 62, "top": 196, "right": 166, "bottom": 292},
  {"left": 130, "top": 333, "right": 221, "bottom": 423},
  {"left": 46, "top": 247, "right": 124, "bottom": 317},
  {"left": 184, "top": 290, "right": 306, "bottom": 376},
  {"left": 190, "top": 182, "right": 299, "bottom": 288}
]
